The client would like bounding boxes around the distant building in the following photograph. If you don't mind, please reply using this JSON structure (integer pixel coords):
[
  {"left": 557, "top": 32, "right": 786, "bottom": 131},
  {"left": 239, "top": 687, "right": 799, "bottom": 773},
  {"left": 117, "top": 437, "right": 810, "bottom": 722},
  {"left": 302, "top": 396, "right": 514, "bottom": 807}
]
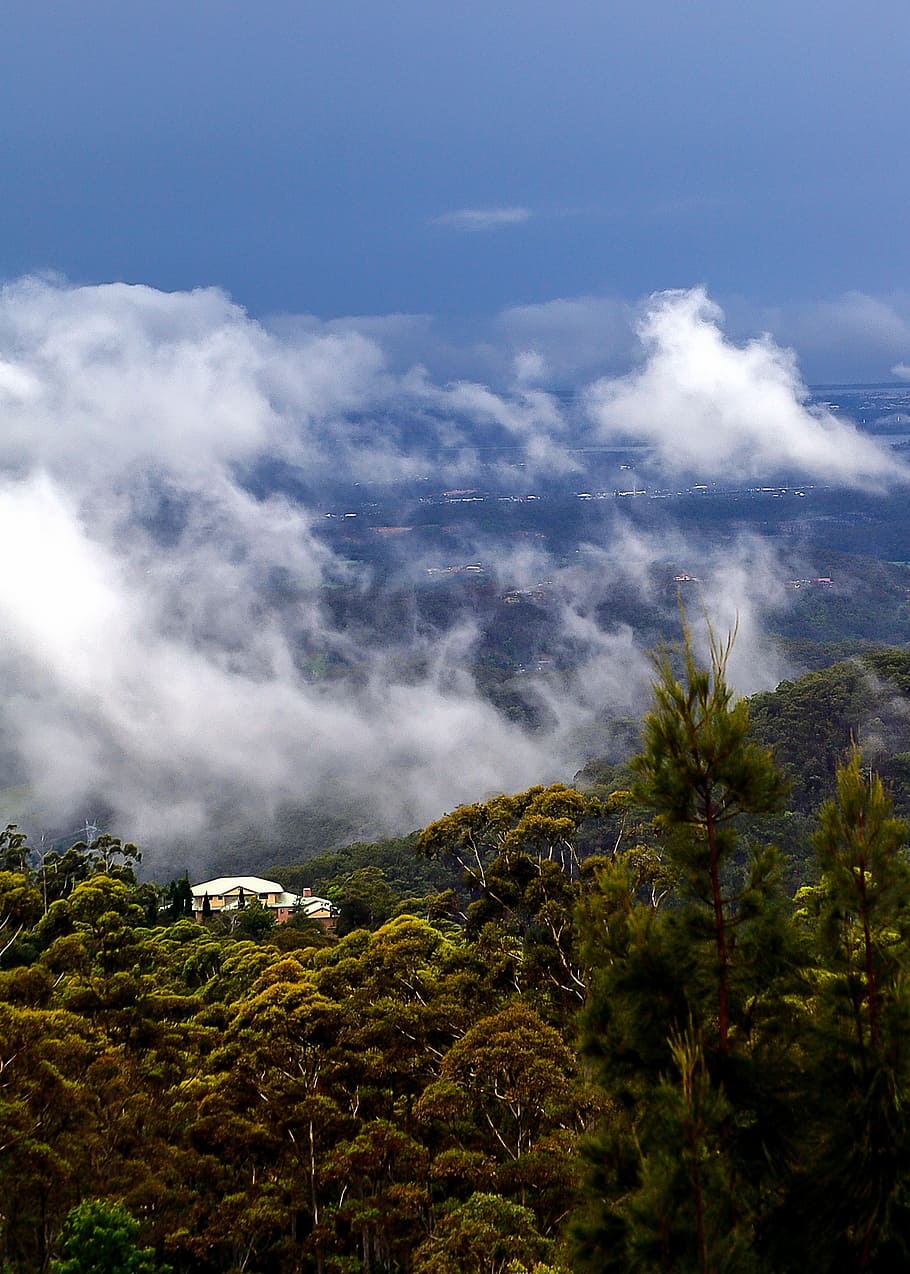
[{"left": 191, "top": 875, "right": 337, "bottom": 929}]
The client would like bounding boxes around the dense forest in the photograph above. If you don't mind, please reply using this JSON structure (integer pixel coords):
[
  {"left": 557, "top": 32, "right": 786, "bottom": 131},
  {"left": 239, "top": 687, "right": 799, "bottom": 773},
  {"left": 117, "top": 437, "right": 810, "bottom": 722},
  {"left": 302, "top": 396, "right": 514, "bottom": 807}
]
[{"left": 4, "top": 641, "right": 910, "bottom": 1272}]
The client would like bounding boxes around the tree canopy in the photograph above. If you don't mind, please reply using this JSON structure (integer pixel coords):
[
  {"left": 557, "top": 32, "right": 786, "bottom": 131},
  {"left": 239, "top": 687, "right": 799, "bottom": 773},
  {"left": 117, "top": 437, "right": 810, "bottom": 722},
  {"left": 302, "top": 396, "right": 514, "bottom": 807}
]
[{"left": 2, "top": 634, "right": 910, "bottom": 1271}]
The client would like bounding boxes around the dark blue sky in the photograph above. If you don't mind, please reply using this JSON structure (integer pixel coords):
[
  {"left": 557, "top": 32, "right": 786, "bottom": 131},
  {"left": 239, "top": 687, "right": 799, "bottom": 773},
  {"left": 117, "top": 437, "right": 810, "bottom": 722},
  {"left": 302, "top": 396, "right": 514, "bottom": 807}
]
[{"left": 2, "top": 0, "right": 909, "bottom": 373}]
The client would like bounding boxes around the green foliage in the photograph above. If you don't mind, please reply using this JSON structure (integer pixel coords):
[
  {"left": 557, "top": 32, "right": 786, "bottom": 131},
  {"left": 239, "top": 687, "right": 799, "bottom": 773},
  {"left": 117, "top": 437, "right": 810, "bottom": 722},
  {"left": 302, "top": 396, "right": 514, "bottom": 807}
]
[
  {"left": 8, "top": 631, "right": 910, "bottom": 1272},
  {"left": 230, "top": 896, "right": 276, "bottom": 939},
  {"left": 750, "top": 647, "right": 910, "bottom": 818},
  {"left": 50, "top": 1200, "right": 165, "bottom": 1274},
  {"left": 630, "top": 619, "right": 788, "bottom": 1058},
  {"left": 576, "top": 621, "right": 801, "bottom": 1272},
  {"left": 0, "top": 823, "right": 30, "bottom": 873},
  {"left": 418, "top": 783, "right": 606, "bottom": 885},
  {"left": 275, "top": 833, "right": 453, "bottom": 906},
  {"left": 329, "top": 865, "right": 398, "bottom": 935},
  {"left": 632, "top": 624, "right": 788, "bottom": 847},
  {"left": 441, "top": 1003, "right": 586, "bottom": 1161},
  {"left": 165, "top": 875, "right": 193, "bottom": 921},
  {"left": 0, "top": 870, "right": 42, "bottom": 965},
  {"left": 776, "top": 753, "right": 910, "bottom": 1271},
  {"left": 411, "top": 1193, "right": 553, "bottom": 1274},
  {"left": 811, "top": 748, "right": 910, "bottom": 1050},
  {"left": 418, "top": 784, "right": 612, "bottom": 1019}
]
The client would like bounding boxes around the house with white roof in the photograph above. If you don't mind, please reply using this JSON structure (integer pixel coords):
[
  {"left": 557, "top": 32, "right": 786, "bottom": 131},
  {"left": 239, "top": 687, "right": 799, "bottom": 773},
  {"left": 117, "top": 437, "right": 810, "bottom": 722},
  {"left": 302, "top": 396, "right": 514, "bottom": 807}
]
[{"left": 191, "top": 875, "right": 337, "bottom": 928}]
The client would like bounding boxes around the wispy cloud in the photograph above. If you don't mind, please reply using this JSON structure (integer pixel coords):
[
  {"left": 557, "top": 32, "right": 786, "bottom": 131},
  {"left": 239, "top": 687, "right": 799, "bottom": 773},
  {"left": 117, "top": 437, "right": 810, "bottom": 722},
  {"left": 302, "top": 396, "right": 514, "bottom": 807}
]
[
  {"left": 0, "top": 277, "right": 904, "bottom": 865},
  {"left": 432, "top": 206, "right": 532, "bottom": 232},
  {"left": 0, "top": 277, "right": 585, "bottom": 859}
]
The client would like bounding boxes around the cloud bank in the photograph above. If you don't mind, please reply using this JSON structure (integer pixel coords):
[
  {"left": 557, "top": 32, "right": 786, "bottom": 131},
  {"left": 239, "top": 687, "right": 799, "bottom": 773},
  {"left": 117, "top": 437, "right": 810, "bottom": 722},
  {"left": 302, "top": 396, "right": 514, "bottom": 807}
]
[
  {"left": 0, "top": 277, "right": 903, "bottom": 866},
  {"left": 0, "top": 279, "right": 574, "bottom": 854}
]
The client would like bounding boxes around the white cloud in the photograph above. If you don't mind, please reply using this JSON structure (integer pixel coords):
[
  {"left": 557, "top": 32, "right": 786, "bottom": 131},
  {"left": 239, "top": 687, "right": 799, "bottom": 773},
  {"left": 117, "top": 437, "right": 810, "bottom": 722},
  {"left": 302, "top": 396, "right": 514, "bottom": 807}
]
[
  {"left": 432, "top": 206, "right": 532, "bottom": 232},
  {"left": 0, "top": 277, "right": 591, "bottom": 860},
  {"left": 491, "top": 288, "right": 910, "bottom": 391},
  {"left": 587, "top": 288, "right": 907, "bottom": 486},
  {"left": 512, "top": 350, "right": 548, "bottom": 386},
  {"left": 0, "top": 478, "right": 554, "bottom": 845},
  {"left": 0, "top": 276, "right": 892, "bottom": 866}
]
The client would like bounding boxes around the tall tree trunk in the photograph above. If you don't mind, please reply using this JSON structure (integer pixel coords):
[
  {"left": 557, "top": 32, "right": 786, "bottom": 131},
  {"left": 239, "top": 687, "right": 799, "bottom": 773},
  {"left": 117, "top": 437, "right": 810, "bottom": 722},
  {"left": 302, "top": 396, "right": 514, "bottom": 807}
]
[{"left": 704, "top": 792, "right": 729, "bottom": 1058}]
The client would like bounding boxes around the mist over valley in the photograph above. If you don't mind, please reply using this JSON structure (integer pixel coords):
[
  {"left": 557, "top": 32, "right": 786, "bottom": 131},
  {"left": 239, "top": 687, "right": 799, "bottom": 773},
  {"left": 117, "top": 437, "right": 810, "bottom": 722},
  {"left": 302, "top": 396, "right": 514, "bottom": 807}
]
[{"left": 0, "top": 280, "right": 908, "bottom": 875}]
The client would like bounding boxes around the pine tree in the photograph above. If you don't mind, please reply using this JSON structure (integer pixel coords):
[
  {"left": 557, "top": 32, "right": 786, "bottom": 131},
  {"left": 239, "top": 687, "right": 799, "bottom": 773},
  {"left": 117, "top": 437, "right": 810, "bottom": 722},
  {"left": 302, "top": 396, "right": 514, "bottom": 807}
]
[
  {"left": 575, "top": 619, "right": 795, "bottom": 1273},
  {"left": 779, "top": 752, "right": 910, "bottom": 1272},
  {"left": 811, "top": 750, "right": 909, "bottom": 1056},
  {"left": 630, "top": 619, "right": 789, "bottom": 1059}
]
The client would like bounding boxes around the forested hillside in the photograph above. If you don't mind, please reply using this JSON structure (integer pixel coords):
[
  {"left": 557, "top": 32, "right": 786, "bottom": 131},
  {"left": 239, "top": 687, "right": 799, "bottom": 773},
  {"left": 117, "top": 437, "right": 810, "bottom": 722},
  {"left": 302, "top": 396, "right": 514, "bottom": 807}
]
[
  {"left": 4, "top": 642, "right": 910, "bottom": 1272},
  {"left": 749, "top": 647, "right": 910, "bottom": 813}
]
